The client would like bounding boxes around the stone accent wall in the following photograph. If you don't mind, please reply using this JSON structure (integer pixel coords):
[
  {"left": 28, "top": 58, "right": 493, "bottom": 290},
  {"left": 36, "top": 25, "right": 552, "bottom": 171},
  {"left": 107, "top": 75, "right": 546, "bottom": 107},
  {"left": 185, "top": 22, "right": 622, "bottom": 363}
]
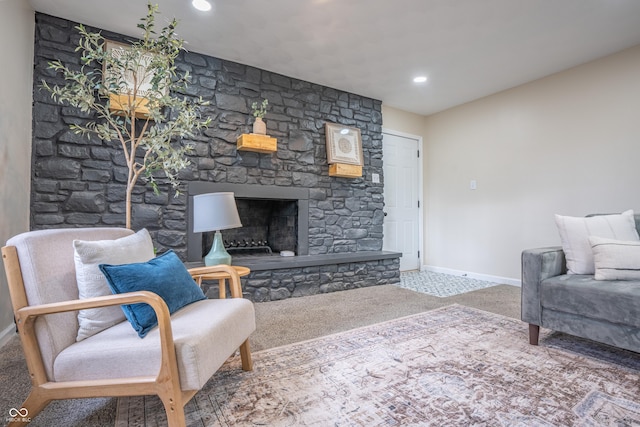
[
  {"left": 31, "top": 13, "right": 400, "bottom": 301},
  {"left": 202, "top": 258, "right": 400, "bottom": 302}
]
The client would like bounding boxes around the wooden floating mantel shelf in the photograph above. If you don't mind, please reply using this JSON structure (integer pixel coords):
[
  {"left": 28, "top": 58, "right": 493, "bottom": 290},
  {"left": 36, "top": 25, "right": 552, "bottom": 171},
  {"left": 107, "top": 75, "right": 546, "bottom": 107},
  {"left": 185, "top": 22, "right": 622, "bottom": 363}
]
[
  {"left": 109, "top": 93, "right": 150, "bottom": 119},
  {"left": 329, "top": 163, "right": 362, "bottom": 178},
  {"left": 236, "top": 133, "right": 277, "bottom": 153}
]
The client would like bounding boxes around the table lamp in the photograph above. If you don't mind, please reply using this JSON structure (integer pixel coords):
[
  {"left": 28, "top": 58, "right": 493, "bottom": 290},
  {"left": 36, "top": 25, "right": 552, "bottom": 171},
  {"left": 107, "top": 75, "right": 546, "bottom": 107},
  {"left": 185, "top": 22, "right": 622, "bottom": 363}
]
[{"left": 192, "top": 192, "right": 242, "bottom": 266}]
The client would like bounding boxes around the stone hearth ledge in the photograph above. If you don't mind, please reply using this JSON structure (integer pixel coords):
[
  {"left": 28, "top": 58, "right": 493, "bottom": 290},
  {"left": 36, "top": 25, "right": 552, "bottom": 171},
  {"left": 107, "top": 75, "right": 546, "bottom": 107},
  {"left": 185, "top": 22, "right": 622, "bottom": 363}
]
[{"left": 185, "top": 251, "right": 401, "bottom": 272}]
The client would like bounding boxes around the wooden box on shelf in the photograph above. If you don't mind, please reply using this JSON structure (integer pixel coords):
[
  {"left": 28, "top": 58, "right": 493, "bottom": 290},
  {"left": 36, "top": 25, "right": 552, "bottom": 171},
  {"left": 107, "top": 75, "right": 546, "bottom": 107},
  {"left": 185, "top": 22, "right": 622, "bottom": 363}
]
[
  {"left": 329, "top": 163, "right": 362, "bottom": 178},
  {"left": 236, "top": 133, "right": 277, "bottom": 153}
]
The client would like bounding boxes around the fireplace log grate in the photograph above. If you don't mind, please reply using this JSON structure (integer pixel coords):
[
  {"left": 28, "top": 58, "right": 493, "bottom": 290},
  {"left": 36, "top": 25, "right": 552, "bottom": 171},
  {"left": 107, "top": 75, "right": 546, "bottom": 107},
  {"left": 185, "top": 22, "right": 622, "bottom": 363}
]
[{"left": 227, "top": 244, "right": 273, "bottom": 255}]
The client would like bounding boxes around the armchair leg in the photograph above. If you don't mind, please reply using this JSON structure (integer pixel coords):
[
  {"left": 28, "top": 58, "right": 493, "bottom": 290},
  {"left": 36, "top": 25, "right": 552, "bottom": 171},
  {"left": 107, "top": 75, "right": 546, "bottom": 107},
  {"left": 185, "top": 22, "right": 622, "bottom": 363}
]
[
  {"left": 9, "top": 389, "right": 50, "bottom": 426},
  {"left": 240, "top": 339, "right": 253, "bottom": 371},
  {"left": 529, "top": 324, "right": 540, "bottom": 345},
  {"left": 159, "top": 393, "right": 186, "bottom": 427}
]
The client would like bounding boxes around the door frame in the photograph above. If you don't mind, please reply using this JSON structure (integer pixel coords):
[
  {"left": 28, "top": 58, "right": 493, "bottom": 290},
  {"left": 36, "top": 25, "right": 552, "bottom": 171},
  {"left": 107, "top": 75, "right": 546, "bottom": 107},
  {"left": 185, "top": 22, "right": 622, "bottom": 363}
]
[{"left": 382, "top": 128, "right": 425, "bottom": 271}]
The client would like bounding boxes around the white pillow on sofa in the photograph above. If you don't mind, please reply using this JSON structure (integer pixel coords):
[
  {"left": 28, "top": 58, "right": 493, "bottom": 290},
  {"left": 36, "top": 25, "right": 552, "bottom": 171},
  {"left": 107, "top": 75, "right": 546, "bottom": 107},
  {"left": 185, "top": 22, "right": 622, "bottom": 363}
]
[
  {"left": 73, "top": 228, "right": 155, "bottom": 341},
  {"left": 589, "top": 235, "right": 640, "bottom": 280},
  {"left": 554, "top": 210, "right": 638, "bottom": 275}
]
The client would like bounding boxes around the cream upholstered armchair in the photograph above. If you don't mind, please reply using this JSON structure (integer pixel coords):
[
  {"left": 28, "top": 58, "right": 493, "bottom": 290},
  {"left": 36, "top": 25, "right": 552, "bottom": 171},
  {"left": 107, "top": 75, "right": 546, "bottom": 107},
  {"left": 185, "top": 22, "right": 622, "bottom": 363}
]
[{"left": 2, "top": 227, "right": 255, "bottom": 427}]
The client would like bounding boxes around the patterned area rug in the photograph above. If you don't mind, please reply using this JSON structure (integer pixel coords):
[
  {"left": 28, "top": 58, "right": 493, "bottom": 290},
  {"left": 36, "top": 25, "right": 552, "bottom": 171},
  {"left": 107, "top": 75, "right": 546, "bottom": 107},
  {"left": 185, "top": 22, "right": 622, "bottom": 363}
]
[
  {"left": 398, "top": 270, "right": 499, "bottom": 297},
  {"left": 115, "top": 305, "right": 640, "bottom": 426}
]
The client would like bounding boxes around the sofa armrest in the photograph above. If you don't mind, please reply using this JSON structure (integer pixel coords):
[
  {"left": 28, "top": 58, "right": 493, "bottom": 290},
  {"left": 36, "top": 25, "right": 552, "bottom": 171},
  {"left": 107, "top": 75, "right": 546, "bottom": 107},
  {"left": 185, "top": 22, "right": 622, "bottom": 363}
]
[{"left": 521, "top": 246, "right": 566, "bottom": 325}]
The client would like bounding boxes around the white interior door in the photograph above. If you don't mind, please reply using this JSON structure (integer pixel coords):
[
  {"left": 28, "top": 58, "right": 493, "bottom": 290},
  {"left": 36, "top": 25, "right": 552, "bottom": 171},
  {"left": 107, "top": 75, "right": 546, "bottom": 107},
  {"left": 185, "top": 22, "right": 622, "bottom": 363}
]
[{"left": 383, "top": 131, "right": 421, "bottom": 271}]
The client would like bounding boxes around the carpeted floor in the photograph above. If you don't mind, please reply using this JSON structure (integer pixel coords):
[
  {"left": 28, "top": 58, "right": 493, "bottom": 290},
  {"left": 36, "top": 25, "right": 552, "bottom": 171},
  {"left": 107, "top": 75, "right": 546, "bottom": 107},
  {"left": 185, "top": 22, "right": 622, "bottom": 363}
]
[
  {"left": 1, "top": 283, "right": 522, "bottom": 426},
  {"left": 250, "top": 283, "right": 520, "bottom": 352},
  {"left": 116, "top": 305, "right": 640, "bottom": 426}
]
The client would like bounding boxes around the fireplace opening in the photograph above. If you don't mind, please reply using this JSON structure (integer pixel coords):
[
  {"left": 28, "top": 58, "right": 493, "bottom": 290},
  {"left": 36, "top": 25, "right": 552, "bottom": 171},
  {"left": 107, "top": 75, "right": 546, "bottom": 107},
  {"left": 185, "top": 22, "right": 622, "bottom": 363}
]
[
  {"left": 202, "top": 198, "right": 298, "bottom": 258},
  {"left": 187, "top": 182, "right": 309, "bottom": 263}
]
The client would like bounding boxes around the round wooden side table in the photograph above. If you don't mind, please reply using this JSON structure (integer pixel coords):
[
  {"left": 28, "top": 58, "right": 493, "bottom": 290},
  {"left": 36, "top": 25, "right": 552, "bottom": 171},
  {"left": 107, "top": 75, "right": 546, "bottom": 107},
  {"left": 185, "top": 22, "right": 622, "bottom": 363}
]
[{"left": 188, "top": 265, "right": 250, "bottom": 299}]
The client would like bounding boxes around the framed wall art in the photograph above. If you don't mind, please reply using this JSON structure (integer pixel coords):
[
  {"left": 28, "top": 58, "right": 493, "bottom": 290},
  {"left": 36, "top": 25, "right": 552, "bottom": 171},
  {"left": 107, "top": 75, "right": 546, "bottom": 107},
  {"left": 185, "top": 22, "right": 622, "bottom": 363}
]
[
  {"left": 103, "top": 40, "right": 165, "bottom": 117},
  {"left": 325, "top": 123, "right": 363, "bottom": 166}
]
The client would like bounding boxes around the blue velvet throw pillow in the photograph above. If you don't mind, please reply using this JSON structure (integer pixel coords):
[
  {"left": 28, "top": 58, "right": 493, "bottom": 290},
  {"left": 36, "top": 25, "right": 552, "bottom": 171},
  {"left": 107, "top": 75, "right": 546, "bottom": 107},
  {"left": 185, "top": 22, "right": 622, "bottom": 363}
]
[{"left": 99, "top": 250, "right": 206, "bottom": 338}]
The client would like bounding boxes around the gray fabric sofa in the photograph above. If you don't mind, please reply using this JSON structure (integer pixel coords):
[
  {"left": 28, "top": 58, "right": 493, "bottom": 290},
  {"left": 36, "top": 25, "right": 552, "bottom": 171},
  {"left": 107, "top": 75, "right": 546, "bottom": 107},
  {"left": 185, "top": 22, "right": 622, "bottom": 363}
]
[{"left": 521, "top": 216, "right": 640, "bottom": 353}]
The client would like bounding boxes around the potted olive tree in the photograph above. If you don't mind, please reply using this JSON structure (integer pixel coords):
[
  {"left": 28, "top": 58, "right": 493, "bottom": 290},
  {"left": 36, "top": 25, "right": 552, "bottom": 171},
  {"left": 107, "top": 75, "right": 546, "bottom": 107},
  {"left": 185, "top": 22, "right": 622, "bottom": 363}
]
[{"left": 43, "top": 3, "right": 211, "bottom": 228}]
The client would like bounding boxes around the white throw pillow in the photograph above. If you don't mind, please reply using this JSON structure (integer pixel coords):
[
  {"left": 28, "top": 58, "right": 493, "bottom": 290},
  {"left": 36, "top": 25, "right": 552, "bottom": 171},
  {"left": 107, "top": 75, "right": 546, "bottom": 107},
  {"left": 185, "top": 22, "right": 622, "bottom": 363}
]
[
  {"left": 73, "top": 228, "right": 155, "bottom": 341},
  {"left": 554, "top": 210, "right": 638, "bottom": 275},
  {"left": 589, "top": 236, "right": 640, "bottom": 280}
]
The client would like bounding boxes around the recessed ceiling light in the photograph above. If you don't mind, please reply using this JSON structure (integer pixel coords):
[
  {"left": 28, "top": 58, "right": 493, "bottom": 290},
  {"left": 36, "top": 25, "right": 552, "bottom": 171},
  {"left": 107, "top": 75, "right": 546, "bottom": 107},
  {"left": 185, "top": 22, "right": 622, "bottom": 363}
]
[
  {"left": 413, "top": 76, "right": 428, "bottom": 83},
  {"left": 192, "top": 0, "right": 212, "bottom": 12}
]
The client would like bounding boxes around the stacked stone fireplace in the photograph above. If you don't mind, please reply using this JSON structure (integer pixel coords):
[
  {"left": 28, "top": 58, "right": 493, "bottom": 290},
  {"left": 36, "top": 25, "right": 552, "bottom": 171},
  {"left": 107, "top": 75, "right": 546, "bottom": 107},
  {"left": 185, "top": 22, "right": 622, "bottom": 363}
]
[{"left": 30, "top": 13, "right": 401, "bottom": 301}]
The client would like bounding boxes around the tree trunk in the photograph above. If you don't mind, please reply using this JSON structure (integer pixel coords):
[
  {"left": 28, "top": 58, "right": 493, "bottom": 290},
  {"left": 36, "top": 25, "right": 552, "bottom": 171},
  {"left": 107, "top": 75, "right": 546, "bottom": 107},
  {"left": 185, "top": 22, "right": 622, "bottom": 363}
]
[{"left": 125, "top": 182, "right": 133, "bottom": 229}]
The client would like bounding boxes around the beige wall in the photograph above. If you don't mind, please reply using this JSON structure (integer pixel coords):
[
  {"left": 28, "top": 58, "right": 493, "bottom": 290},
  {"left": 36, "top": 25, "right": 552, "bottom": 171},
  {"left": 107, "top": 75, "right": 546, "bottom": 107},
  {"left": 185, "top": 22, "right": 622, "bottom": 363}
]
[
  {"left": 0, "top": 0, "right": 34, "bottom": 340},
  {"left": 423, "top": 44, "right": 640, "bottom": 281},
  {"left": 381, "top": 105, "right": 426, "bottom": 139}
]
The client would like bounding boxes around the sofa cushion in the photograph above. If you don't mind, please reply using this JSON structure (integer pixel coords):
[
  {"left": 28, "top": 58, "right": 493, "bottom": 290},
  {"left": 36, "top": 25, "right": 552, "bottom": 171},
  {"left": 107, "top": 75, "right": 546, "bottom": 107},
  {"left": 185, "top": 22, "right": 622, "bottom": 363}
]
[
  {"left": 99, "top": 250, "right": 206, "bottom": 338},
  {"left": 554, "top": 210, "right": 638, "bottom": 275},
  {"left": 589, "top": 236, "right": 640, "bottom": 280},
  {"left": 540, "top": 274, "right": 640, "bottom": 329},
  {"left": 73, "top": 228, "right": 155, "bottom": 341},
  {"left": 53, "top": 298, "right": 256, "bottom": 390}
]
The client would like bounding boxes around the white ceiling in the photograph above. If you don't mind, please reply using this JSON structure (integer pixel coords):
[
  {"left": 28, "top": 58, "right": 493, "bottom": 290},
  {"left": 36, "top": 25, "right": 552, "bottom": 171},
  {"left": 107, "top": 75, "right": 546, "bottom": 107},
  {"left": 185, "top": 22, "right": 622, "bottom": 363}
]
[{"left": 28, "top": 0, "right": 640, "bottom": 116}]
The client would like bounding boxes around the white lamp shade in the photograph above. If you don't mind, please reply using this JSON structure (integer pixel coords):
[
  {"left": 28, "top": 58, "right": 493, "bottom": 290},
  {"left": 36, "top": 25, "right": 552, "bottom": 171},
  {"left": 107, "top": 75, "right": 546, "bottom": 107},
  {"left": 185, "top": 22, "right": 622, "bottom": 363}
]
[{"left": 192, "top": 192, "right": 242, "bottom": 233}]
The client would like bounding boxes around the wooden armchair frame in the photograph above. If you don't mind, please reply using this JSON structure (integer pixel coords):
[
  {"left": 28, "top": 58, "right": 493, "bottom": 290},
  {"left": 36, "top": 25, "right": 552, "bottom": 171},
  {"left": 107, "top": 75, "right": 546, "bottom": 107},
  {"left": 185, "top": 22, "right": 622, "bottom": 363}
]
[
  {"left": 2, "top": 245, "right": 252, "bottom": 427},
  {"left": 187, "top": 264, "right": 253, "bottom": 367}
]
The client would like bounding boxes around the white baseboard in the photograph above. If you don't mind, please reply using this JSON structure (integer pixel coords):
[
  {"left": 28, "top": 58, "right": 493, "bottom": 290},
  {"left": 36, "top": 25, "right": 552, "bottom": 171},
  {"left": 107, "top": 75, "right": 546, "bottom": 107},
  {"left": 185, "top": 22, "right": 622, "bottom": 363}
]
[
  {"left": 421, "top": 265, "right": 521, "bottom": 287},
  {"left": 0, "top": 323, "right": 16, "bottom": 349}
]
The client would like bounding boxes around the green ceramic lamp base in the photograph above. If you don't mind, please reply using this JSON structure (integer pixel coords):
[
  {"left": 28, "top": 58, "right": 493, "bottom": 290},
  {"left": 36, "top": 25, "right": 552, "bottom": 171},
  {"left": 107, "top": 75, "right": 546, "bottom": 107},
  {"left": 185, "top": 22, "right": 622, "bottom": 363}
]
[{"left": 204, "top": 230, "right": 232, "bottom": 266}]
